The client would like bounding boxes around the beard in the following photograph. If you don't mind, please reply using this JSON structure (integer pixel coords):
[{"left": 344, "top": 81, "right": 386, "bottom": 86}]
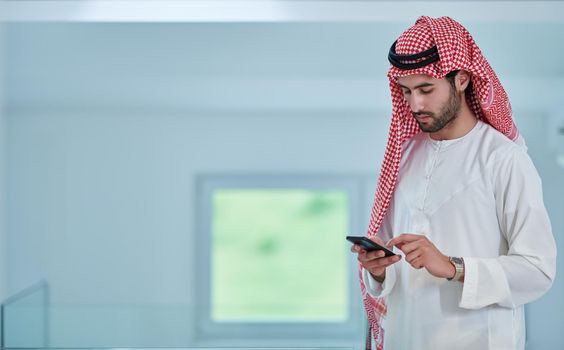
[{"left": 412, "top": 88, "right": 461, "bottom": 133}]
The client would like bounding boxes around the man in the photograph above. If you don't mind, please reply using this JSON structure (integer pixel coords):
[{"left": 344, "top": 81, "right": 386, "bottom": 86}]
[{"left": 351, "top": 16, "right": 557, "bottom": 350}]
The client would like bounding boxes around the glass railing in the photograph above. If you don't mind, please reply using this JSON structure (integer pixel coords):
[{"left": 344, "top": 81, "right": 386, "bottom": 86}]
[
  {"left": 1, "top": 283, "right": 364, "bottom": 349},
  {"left": 1, "top": 280, "right": 49, "bottom": 348}
]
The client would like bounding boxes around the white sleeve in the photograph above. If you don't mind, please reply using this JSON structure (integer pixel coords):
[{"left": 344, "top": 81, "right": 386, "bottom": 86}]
[
  {"left": 362, "top": 264, "right": 397, "bottom": 298},
  {"left": 459, "top": 146, "right": 557, "bottom": 309},
  {"left": 362, "top": 199, "right": 398, "bottom": 298}
]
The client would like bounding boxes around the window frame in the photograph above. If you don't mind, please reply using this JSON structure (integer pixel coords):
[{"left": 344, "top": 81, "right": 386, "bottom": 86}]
[{"left": 194, "top": 173, "right": 373, "bottom": 346}]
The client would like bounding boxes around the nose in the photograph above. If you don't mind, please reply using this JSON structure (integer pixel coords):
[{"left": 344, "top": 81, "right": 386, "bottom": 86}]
[{"left": 407, "top": 92, "right": 426, "bottom": 114}]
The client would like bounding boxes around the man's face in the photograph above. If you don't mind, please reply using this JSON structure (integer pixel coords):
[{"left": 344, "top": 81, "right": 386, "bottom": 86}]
[{"left": 397, "top": 74, "right": 461, "bottom": 133}]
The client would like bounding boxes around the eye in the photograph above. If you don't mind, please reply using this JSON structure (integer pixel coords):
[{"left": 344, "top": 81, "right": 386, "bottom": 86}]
[
  {"left": 402, "top": 89, "right": 411, "bottom": 96},
  {"left": 420, "top": 89, "right": 433, "bottom": 95}
]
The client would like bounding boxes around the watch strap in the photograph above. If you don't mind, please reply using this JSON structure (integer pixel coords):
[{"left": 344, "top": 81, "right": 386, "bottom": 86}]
[{"left": 447, "top": 256, "right": 464, "bottom": 281}]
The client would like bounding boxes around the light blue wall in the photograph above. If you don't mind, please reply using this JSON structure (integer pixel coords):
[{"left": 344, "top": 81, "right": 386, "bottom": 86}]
[
  {"left": 0, "top": 20, "right": 6, "bottom": 302},
  {"left": 2, "top": 22, "right": 563, "bottom": 349},
  {"left": 512, "top": 112, "right": 564, "bottom": 349},
  {"left": 5, "top": 108, "right": 385, "bottom": 347}
]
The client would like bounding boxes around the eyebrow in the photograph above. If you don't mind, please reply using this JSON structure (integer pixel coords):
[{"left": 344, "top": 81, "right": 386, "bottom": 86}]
[{"left": 397, "top": 82, "right": 435, "bottom": 90}]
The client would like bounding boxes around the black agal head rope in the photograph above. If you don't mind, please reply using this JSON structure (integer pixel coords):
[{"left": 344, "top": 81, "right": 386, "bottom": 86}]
[{"left": 388, "top": 40, "right": 440, "bottom": 70}]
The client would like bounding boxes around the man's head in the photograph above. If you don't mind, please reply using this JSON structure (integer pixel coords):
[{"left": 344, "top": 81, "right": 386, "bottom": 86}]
[
  {"left": 397, "top": 70, "right": 471, "bottom": 133},
  {"left": 385, "top": 16, "right": 515, "bottom": 140}
]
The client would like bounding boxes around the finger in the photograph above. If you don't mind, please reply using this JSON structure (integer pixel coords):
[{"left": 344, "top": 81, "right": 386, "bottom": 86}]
[
  {"left": 362, "top": 254, "right": 402, "bottom": 270},
  {"left": 410, "top": 257, "right": 424, "bottom": 269},
  {"left": 387, "top": 233, "right": 421, "bottom": 247},
  {"left": 405, "top": 249, "right": 422, "bottom": 264},
  {"left": 357, "top": 250, "right": 386, "bottom": 263},
  {"left": 350, "top": 244, "right": 367, "bottom": 254},
  {"left": 397, "top": 240, "right": 424, "bottom": 255},
  {"left": 364, "top": 249, "right": 389, "bottom": 260},
  {"left": 358, "top": 250, "right": 396, "bottom": 265}
]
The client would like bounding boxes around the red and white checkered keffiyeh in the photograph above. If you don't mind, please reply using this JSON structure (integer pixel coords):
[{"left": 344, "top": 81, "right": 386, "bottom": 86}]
[{"left": 361, "top": 16, "right": 519, "bottom": 349}]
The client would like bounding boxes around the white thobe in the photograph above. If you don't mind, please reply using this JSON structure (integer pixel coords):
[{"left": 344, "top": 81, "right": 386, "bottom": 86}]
[{"left": 363, "top": 120, "right": 557, "bottom": 350}]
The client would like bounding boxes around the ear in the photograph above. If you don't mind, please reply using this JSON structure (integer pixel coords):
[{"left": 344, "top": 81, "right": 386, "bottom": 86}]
[{"left": 456, "top": 70, "right": 471, "bottom": 92}]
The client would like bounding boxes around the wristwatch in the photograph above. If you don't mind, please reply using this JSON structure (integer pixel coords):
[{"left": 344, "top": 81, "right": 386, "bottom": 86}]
[{"left": 447, "top": 256, "right": 464, "bottom": 281}]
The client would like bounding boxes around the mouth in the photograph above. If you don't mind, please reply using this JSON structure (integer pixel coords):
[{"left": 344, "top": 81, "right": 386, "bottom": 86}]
[{"left": 415, "top": 114, "right": 433, "bottom": 122}]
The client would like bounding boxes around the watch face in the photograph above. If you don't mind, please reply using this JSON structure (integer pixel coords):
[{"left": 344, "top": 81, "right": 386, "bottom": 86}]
[{"left": 451, "top": 257, "right": 463, "bottom": 265}]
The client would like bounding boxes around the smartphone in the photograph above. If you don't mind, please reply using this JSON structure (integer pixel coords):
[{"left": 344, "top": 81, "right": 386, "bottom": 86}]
[{"left": 346, "top": 235, "right": 396, "bottom": 257}]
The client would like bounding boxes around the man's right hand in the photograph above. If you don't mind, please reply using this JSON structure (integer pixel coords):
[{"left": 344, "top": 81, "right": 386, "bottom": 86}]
[{"left": 351, "top": 236, "right": 402, "bottom": 282}]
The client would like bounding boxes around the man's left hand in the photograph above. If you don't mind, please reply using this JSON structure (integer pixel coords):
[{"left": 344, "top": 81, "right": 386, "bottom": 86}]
[{"left": 387, "top": 233, "right": 455, "bottom": 279}]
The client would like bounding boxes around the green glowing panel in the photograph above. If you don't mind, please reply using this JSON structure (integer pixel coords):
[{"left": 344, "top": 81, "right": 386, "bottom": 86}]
[{"left": 211, "top": 189, "right": 349, "bottom": 322}]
